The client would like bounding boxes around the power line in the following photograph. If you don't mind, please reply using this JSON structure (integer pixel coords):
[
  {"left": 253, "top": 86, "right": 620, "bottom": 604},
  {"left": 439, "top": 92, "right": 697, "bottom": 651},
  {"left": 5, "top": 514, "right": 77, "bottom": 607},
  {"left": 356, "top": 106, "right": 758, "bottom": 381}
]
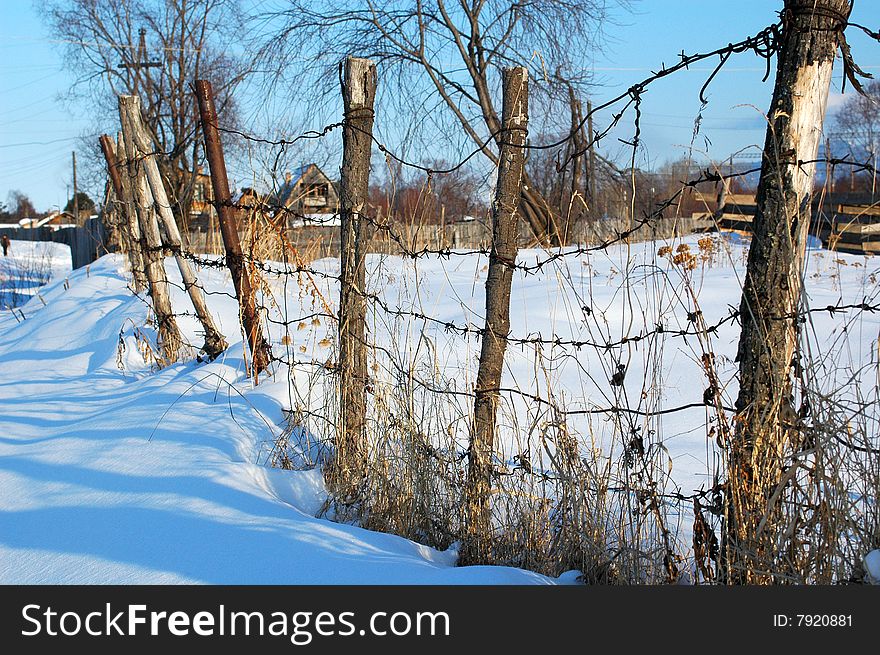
[
  {"left": 0, "top": 34, "right": 202, "bottom": 54},
  {"left": 0, "top": 136, "right": 85, "bottom": 149}
]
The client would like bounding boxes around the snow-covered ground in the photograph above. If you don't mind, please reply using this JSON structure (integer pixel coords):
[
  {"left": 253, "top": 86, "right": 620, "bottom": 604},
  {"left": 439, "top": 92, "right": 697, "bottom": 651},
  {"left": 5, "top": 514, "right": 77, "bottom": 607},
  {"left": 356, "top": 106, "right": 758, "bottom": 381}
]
[
  {"left": 0, "top": 239, "right": 71, "bottom": 309},
  {"left": 0, "top": 233, "right": 877, "bottom": 583},
  {"left": 0, "top": 248, "right": 552, "bottom": 584}
]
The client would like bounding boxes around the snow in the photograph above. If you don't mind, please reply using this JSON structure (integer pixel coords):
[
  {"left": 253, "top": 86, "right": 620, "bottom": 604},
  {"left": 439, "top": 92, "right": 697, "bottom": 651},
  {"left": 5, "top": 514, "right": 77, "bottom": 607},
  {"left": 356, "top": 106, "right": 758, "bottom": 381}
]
[
  {"left": 0, "top": 239, "right": 71, "bottom": 309},
  {"left": 1, "top": 233, "right": 877, "bottom": 583},
  {"left": 0, "top": 252, "right": 551, "bottom": 584},
  {"left": 288, "top": 213, "right": 340, "bottom": 228},
  {"left": 865, "top": 550, "right": 880, "bottom": 585}
]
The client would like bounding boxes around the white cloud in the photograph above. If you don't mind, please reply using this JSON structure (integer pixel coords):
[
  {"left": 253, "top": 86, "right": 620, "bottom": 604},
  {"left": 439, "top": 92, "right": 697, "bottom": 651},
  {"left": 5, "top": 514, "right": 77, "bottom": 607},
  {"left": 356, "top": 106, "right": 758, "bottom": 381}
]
[{"left": 826, "top": 92, "right": 855, "bottom": 113}]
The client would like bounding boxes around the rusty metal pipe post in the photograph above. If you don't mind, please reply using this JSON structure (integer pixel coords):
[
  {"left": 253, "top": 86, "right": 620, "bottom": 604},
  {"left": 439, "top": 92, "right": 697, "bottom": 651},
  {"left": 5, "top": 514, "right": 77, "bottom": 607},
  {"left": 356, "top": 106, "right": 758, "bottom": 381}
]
[{"left": 194, "top": 79, "right": 271, "bottom": 376}]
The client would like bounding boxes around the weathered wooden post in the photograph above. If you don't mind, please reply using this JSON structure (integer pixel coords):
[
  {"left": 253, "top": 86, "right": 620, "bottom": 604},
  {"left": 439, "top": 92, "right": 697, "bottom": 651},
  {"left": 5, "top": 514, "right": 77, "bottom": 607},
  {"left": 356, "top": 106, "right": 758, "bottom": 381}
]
[
  {"left": 335, "top": 56, "right": 377, "bottom": 489},
  {"left": 463, "top": 66, "right": 529, "bottom": 564},
  {"left": 95, "top": 144, "right": 122, "bottom": 255},
  {"left": 123, "top": 107, "right": 228, "bottom": 360},
  {"left": 98, "top": 138, "right": 125, "bottom": 241},
  {"left": 119, "top": 95, "right": 181, "bottom": 364},
  {"left": 117, "top": 131, "right": 151, "bottom": 293},
  {"left": 194, "top": 79, "right": 271, "bottom": 376},
  {"left": 101, "top": 133, "right": 148, "bottom": 293},
  {"left": 728, "top": 0, "right": 852, "bottom": 584}
]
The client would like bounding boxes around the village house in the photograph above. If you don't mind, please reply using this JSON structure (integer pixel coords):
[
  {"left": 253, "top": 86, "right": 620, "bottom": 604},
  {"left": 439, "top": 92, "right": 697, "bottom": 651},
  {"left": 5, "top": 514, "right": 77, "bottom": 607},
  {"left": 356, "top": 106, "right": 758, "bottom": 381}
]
[
  {"left": 187, "top": 167, "right": 214, "bottom": 228},
  {"left": 186, "top": 164, "right": 337, "bottom": 229},
  {"left": 270, "top": 164, "right": 339, "bottom": 225},
  {"left": 18, "top": 211, "right": 78, "bottom": 230}
]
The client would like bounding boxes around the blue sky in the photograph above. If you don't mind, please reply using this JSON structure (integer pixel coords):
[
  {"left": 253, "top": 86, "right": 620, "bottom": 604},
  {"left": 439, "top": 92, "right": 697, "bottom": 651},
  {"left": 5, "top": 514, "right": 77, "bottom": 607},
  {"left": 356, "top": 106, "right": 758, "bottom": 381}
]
[
  {"left": 1, "top": 2, "right": 95, "bottom": 212},
  {"left": 594, "top": 0, "right": 879, "bottom": 169},
  {"left": 2, "top": 0, "right": 879, "bottom": 211}
]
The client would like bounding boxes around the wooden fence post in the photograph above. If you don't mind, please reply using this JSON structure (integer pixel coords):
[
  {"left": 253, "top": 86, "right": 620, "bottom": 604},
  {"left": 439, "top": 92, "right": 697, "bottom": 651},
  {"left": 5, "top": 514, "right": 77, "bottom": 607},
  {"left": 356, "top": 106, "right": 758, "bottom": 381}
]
[
  {"left": 117, "top": 131, "right": 150, "bottom": 294},
  {"left": 101, "top": 133, "right": 148, "bottom": 293},
  {"left": 463, "top": 66, "right": 529, "bottom": 564},
  {"left": 194, "top": 79, "right": 271, "bottom": 376},
  {"left": 119, "top": 95, "right": 181, "bottom": 365},
  {"left": 123, "top": 108, "right": 228, "bottom": 360},
  {"left": 728, "top": 0, "right": 852, "bottom": 584},
  {"left": 98, "top": 137, "right": 125, "bottom": 245},
  {"left": 335, "top": 56, "right": 377, "bottom": 488},
  {"left": 96, "top": 170, "right": 121, "bottom": 254}
]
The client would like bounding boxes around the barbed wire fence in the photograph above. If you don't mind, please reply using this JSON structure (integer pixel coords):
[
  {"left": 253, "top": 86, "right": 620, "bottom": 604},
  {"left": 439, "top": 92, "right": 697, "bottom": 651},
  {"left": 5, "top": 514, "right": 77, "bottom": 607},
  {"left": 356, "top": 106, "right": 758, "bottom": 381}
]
[{"left": 98, "top": 6, "right": 880, "bottom": 584}]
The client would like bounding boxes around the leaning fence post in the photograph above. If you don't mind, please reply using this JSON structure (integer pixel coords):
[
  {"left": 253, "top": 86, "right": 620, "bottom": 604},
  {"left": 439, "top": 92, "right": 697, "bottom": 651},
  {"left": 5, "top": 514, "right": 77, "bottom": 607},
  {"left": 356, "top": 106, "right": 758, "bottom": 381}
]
[
  {"left": 98, "top": 137, "right": 126, "bottom": 248},
  {"left": 194, "top": 79, "right": 271, "bottom": 377},
  {"left": 124, "top": 107, "right": 228, "bottom": 361},
  {"left": 118, "top": 95, "right": 181, "bottom": 364},
  {"left": 463, "top": 66, "right": 529, "bottom": 564},
  {"left": 117, "top": 131, "right": 151, "bottom": 294},
  {"left": 101, "top": 133, "right": 148, "bottom": 293},
  {"left": 335, "top": 56, "right": 377, "bottom": 488}
]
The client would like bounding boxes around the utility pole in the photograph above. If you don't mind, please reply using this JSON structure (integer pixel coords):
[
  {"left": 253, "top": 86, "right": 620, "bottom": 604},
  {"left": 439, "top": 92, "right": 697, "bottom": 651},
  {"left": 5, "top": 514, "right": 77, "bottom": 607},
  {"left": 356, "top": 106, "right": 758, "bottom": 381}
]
[
  {"left": 118, "top": 28, "right": 161, "bottom": 91},
  {"left": 72, "top": 151, "right": 79, "bottom": 223},
  {"left": 116, "top": 28, "right": 162, "bottom": 141},
  {"left": 587, "top": 100, "right": 597, "bottom": 212}
]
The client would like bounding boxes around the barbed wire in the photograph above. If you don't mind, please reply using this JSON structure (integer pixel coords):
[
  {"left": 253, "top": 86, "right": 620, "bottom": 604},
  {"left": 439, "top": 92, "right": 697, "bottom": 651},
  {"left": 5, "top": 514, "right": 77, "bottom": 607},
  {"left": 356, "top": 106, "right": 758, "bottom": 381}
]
[{"left": 121, "top": 229, "right": 880, "bottom": 443}]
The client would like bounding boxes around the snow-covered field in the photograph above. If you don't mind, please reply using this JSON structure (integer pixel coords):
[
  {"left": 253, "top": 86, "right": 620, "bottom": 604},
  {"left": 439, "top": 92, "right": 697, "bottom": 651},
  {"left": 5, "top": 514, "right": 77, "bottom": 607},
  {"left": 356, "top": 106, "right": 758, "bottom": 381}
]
[
  {"left": 0, "top": 243, "right": 552, "bottom": 584},
  {"left": 0, "top": 240, "right": 71, "bottom": 309},
  {"left": 0, "top": 233, "right": 877, "bottom": 583}
]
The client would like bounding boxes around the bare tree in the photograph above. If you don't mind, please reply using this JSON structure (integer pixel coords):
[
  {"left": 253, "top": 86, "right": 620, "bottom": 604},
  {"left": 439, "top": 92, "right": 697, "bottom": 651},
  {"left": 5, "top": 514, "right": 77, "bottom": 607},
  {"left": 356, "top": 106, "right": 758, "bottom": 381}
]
[
  {"left": 3, "top": 191, "right": 41, "bottom": 223},
  {"left": 43, "top": 0, "right": 249, "bottom": 227},
  {"left": 370, "top": 159, "right": 486, "bottom": 225},
  {"left": 832, "top": 79, "right": 880, "bottom": 189},
  {"left": 256, "top": 0, "right": 624, "bottom": 245},
  {"left": 527, "top": 126, "right": 632, "bottom": 236}
]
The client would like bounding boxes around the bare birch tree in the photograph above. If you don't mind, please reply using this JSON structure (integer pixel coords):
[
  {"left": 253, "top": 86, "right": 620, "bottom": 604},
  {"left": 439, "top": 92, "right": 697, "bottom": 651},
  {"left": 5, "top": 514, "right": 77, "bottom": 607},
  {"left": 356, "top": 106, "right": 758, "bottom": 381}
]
[{"left": 728, "top": 0, "right": 855, "bottom": 584}]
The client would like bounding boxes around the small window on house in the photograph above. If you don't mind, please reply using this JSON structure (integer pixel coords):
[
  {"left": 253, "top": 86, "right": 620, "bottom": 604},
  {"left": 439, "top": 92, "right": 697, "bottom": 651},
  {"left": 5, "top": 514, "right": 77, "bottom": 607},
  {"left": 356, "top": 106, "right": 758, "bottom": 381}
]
[{"left": 304, "top": 183, "right": 327, "bottom": 198}]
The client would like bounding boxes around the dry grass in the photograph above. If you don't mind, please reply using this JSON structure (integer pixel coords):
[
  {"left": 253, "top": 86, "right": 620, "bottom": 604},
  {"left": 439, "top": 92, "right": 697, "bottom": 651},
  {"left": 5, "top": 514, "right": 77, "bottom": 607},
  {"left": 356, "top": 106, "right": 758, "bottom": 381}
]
[{"left": 257, "top": 190, "right": 878, "bottom": 586}]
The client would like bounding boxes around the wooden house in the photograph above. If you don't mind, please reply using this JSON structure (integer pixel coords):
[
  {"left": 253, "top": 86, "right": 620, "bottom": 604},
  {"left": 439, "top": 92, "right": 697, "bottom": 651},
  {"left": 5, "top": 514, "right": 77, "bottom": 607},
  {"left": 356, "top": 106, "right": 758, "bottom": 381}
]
[
  {"left": 189, "top": 168, "right": 215, "bottom": 223},
  {"left": 271, "top": 164, "right": 339, "bottom": 223},
  {"left": 187, "top": 170, "right": 263, "bottom": 228},
  {"left": 187, "top": 165, "right": 337, "bottom": 230},
  {"left": 18, "top": 211, "right": 77, "bottom": 230}
]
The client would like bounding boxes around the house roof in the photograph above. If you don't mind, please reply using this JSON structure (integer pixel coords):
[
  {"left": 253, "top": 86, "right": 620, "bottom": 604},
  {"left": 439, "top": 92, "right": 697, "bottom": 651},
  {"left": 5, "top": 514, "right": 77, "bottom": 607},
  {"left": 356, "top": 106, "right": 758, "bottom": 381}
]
[
  {"left": 18, "top": 211, "right": 75, "bottom": 228},
  {"left": 230, "top": 186, "right": 264, "bottom": 204},
  {"left": 273, "top": 164, "right": 311, "bottom": 204}
]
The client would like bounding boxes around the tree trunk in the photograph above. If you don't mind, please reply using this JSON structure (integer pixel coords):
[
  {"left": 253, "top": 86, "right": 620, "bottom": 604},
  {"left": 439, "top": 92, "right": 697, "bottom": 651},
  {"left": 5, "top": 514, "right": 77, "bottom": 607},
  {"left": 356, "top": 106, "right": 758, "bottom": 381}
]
[
  {"left": 727, "top": 0, "right": 850, "bottom": 584},
  {"left": 119, "top": 96, "right": 181, "bottom": 365},
  {"left": 335, "top": 56, "right": 377, "bottom": 492},
  {"left": 587, "top": 100, "right": 597, "bottom": 214},
  {"left": 463, "top": 66, "right": 528, "bottom": 564},
  {"left": 520, "top": 183, "right": 561, "bottom": 247}
]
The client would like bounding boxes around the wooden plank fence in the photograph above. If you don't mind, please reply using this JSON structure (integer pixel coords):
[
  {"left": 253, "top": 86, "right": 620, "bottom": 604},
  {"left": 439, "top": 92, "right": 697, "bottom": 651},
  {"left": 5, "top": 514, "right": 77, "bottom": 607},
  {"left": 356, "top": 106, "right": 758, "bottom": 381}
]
[
  {"left": 693, "top": 190, "right": 880, "bottom": 255},
  {"left": 0, "top": 217, "right": 107, "bottom": 269},
  {"left": 183, "top": 213, "right": 714, "bottom": 258}
]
